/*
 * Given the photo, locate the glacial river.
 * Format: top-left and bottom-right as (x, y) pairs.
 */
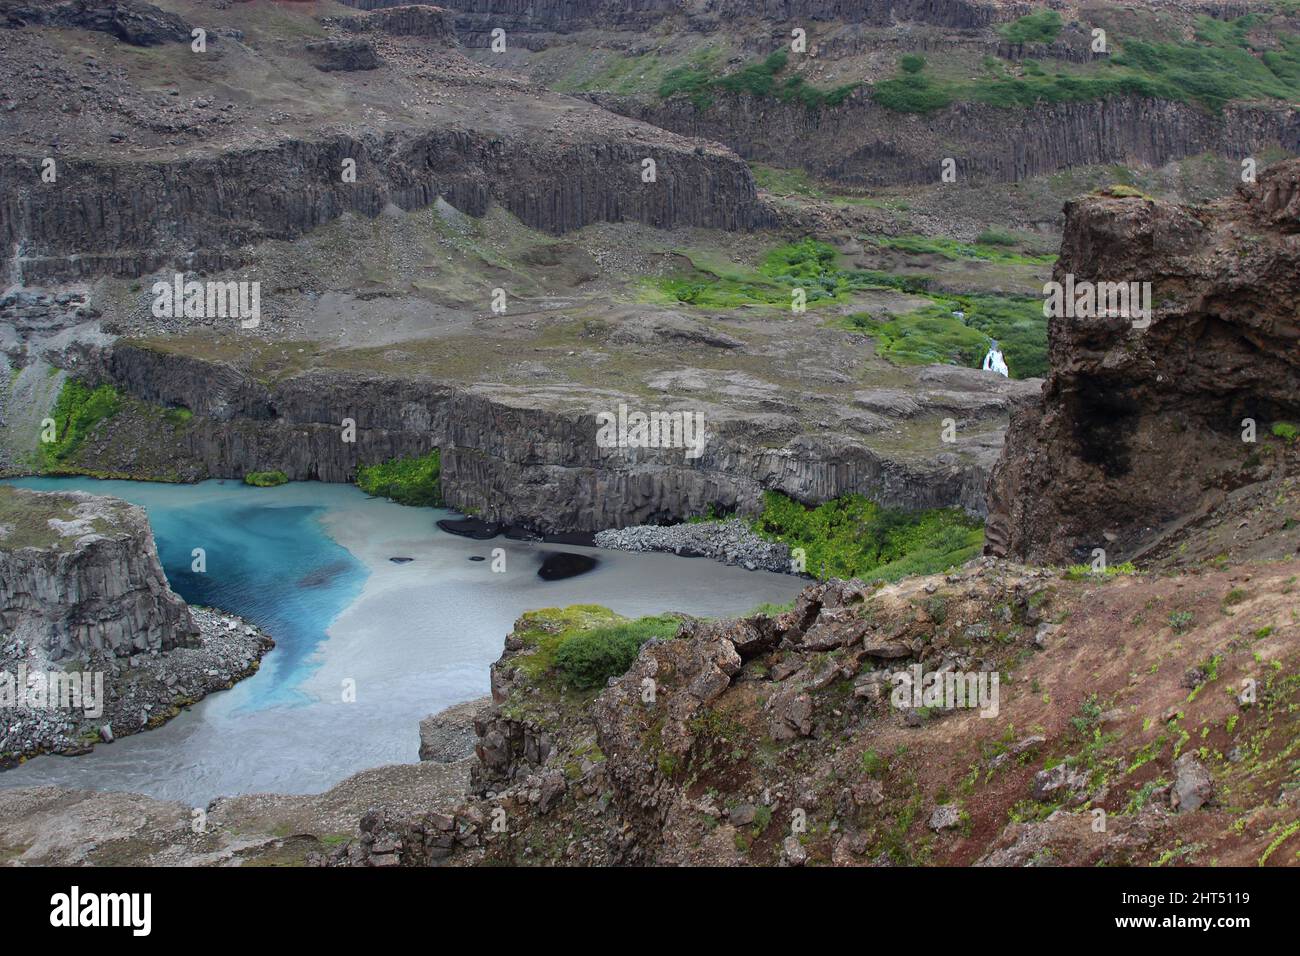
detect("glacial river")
(0, 478), (800, 805)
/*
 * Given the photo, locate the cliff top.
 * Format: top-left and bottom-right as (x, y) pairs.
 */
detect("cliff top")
(0, 485), (137, 552)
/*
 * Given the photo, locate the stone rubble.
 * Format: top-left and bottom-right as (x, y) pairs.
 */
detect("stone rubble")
(595, 518), (795, 574)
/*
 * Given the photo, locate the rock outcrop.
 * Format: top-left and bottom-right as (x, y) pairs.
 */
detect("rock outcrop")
(334, 4), (457, 41)
(0, 486), (275, 765)
(326, 551), (1300, 867)
(985, 158), (1300, 564)
(371, 0), (1012, 47)
(1, 127), (770, 282)
(604, 92), (1299, 188)
(0, 486), (196, 660)
(5, 550), (1297, 865)
(305, 39), (383, 72)
(0, 0), (191, 46)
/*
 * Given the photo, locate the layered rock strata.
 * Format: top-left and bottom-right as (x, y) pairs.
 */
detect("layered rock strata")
(90, 342), (1012, 531)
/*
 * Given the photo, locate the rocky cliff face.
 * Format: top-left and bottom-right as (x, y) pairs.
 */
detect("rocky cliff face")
(985, 158), (1300, 564)
(333, 4), (457, 41)
(0, 0), (191, 46)
(365, 0), (1011, 45)
(2, 128), (770, 282)
(327, 551), (1300, 867)
(91, 342), (998, 531)
(0, 485), (196, 661)
(603, 92), (1300, 188)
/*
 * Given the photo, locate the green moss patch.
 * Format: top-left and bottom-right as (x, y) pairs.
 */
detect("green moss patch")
(843, 294), (1048, 379)
(645, 238), (935, 311)
(356, 450), (441, 506)
(752, 491), (984, 582)
(866, 234), (1056, 266)
(512, 605), (681, 691)
(659, 50), (857, 111)
(38, 379), (121, 470)
(243, 470), (288, 487)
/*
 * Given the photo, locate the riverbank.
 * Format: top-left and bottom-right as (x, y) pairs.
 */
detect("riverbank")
(1, 606), (273, 768)
(0, 478), (801, 803)
(595, 517), (794, 573)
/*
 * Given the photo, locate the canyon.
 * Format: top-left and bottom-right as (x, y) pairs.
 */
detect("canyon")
(0, 0), (1296, 872)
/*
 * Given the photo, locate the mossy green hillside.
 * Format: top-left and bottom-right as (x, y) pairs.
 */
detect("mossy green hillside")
(659, 50), (858, 111)
(840, 295), (1048, 380)
(873, 13), (1300, 114)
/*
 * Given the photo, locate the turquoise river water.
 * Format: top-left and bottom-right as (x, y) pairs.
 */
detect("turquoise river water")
(0, 477), (800, 805)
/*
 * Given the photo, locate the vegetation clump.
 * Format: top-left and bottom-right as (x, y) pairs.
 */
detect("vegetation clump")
(243, 470), (288, 487)
(871, 67), (953, 113)
(752, 491), (984, 581)
(38, 379), (121, 470)
(998, 10), (1063, 46)
(649, 239), (935, 310)
(849, 295), (1048, 379)
(356, 450), (441, 506)
(553, 615), (681, 690)
(660, 50), (857, 110)
(510, 606), (681, 692)
(1065, 561), (1138, 580)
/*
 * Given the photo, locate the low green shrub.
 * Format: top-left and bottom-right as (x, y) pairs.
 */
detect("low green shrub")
(243, 470), (288, 487)
(553, 615), (681, 689)
(899, 54), (927, 74)
(975, 228), (1019, 246)
(164, 406), (193, 427)
(998, 10), (1063, 45)
(356, 450), (441, 506)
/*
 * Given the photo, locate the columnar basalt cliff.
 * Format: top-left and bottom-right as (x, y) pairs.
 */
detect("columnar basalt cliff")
(342, 0), (1014, 42)
(333, 4), (458, 40)
(603, 93), (1300, 188)
(984, 158), (1300, 564)
(89, 343), (1001, 531)
(0, 486), (196, 661)
(1, 129), (770, 282)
